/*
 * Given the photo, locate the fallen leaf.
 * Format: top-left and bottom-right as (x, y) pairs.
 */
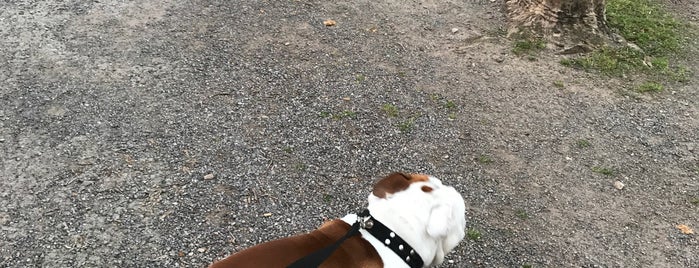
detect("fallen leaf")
(677, 224), (694, 235)
(323, 19), (336, 26)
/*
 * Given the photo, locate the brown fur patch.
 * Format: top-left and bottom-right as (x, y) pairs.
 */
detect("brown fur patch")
(372, 173), (430, 198)
(421, 185), (433, 192)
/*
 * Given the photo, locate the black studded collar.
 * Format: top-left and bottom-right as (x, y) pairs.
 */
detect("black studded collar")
(358, 210), (424, 268)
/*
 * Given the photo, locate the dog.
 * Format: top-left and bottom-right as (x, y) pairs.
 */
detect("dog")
(209, 172), (466, 267)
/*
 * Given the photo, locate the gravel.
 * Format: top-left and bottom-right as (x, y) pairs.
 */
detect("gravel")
(1, 0), (698, 267)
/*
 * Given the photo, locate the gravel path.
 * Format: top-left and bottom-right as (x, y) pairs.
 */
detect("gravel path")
(1, 0), (697, 267)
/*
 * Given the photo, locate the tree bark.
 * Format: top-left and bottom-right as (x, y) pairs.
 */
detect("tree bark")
(506, 0), (612, 52)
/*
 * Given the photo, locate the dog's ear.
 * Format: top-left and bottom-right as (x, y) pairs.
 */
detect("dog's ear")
(372, 172), (411, 198)
(426, 202), (453, 238)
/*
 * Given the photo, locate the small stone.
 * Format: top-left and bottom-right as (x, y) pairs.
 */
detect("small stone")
(342, 97), (351, 101)
(451, 28), (459, 34)
(323, 19), (336, 26)
(197, 247), (206, 253)
(203, 173), (215, 180)
(263, 212), (272, 217)
(613, 181), (625, 190)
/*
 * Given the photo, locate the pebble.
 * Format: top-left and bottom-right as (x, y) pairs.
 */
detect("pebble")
(203, 173), (215, 180)
(197, 247), (206, 253)
(451, 28), (459, 34)
(613, 181), (625, 190)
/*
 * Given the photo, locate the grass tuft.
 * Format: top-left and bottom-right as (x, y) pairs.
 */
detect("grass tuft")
(592, 166), (615, 176)
(553, 80), (565, 89)
(398, 119), (414, 133)
(637, 81), (664, 93)
(382, 104), (399, 117)
(477, 155), (493, 164)
(467, 228), (482, 241)
(576, 139), (591, 148)
(513, 38), (546, 56)
(515, 209), (530, 220)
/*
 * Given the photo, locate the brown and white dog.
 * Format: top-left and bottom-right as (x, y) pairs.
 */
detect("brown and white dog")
(209, 173), (466, 268)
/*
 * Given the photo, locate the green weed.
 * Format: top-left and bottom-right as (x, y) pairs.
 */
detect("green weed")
(477, 155), (493, 164)
(553, 80), (565, 89)
(332, 110), (357, 120)
(398, 119), (414, 133)
(513, 38), (546, 56)
(323, 193), (333, 202)
(448, 112), (457, 120)
(515, 209), (530, 220)
(467, 228), (482, 241)
(382, 104), (399, 117)
(637, 81), (664, 93)
(576, 139), (591, 148)
(592, 166), (615, 176)
(444, 100), (457, 109)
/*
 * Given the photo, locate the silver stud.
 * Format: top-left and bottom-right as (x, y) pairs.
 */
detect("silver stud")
(384, 239), (391, 245)
(406, 256), (411, 262)
(389, 232), (395, 238)
(410, 249), (415, 255)
(398, 244), (404, 250)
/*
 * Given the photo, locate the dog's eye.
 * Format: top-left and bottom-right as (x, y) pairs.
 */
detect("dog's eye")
(421, 186), (433, 193)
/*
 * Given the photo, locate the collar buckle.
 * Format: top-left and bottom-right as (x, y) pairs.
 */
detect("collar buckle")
(359, 215), (374, 229)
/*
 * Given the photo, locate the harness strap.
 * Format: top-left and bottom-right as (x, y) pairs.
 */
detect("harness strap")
(286, 210), (370, 268)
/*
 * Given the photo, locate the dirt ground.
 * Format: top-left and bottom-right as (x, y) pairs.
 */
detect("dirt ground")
(1, 0), (697, 267)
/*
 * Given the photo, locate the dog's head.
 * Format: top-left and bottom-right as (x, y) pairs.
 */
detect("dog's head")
(367, 173), (466, 266)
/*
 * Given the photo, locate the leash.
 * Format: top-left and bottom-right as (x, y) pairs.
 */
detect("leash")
(286, 209), (424, 268)
(286, 210), (369, 268)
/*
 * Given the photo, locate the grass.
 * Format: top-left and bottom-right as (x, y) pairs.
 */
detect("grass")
(560, 0), (692, 87)
(637, 81), (664, 93)
(690, 197), (699, 206)
(382, 104), (399, 117)
(592, 166), (615, 176)
(444, 100), (456, 109)
(331, 110), (356, 120)
(515, 209), (530, 220)
(553, 80), (565, 89)
(477, 155), (493, 164)
(355, 74), (366, 83)
(448, 112), (457, 120)
(606, 0), (683, 56)
(293, 163), (307, 171)
(576, 139), (591, 148)
(467, 228), (482, 241)
(398, 118), (414, 133)
(322, 193), (333, 203)
(512, 38), (546, 56)
(522, 264), (533, 268)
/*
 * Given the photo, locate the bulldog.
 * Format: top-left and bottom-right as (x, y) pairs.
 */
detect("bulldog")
(209, 172), (466, 268)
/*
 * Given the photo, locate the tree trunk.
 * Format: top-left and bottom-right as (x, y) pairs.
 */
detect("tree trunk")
(506, 0), (612, 52)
